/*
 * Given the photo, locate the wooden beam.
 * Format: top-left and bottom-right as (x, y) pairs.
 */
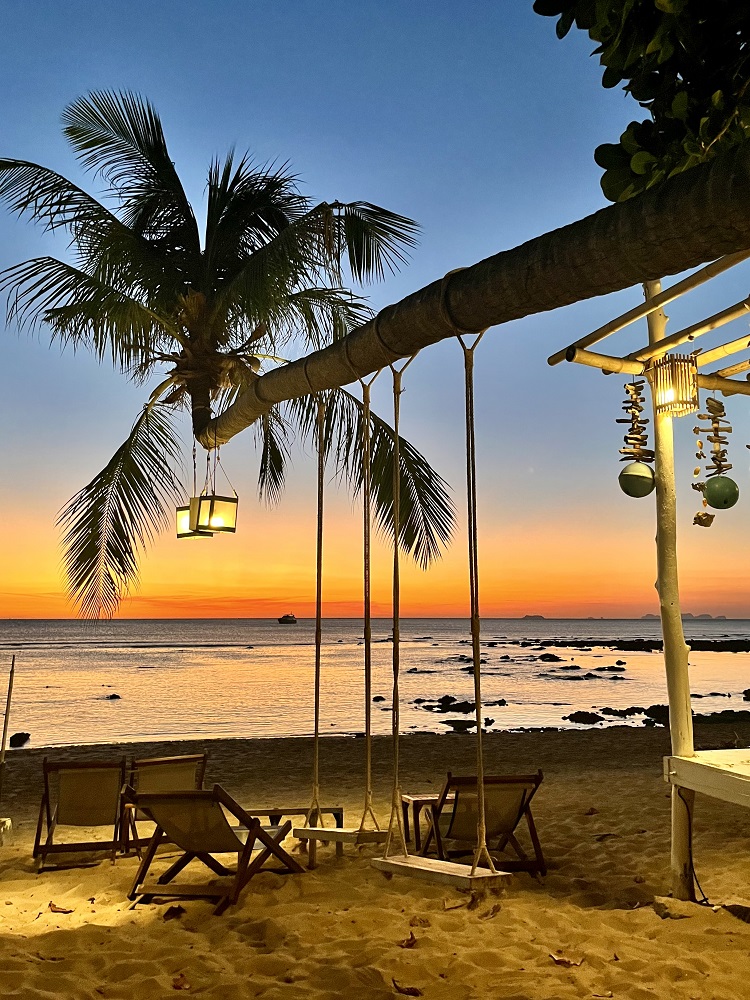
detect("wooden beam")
(695, 330), (750, 367)
(372, 854), (511, 889)
(629, 298), (750, 362)
(564, 346), (645, 375)
(697, 373), (750, 397)
(292, 826), (387, 845)
(713, 358), (750, 378)
(664, 751), (750, 810)
(547, 250), (750, 368)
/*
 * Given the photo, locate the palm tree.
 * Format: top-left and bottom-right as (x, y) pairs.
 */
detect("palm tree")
(206, 139), (750, 445)
(0, 91), (455, 618)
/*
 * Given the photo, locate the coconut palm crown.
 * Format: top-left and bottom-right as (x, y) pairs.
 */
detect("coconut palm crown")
(0, 91), (454, 618)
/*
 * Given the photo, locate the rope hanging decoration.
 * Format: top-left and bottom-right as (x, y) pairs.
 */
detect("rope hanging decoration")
(617, 379), (656, 498)
(692, 396), (740, 526)
(382, 351), (418, 860)
(440, 269), (496, 876)
(359, 370), (383, 834)
(306, 395), (328, 828)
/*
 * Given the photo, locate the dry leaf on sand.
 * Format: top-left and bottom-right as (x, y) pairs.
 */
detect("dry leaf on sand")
(409, 915), (431, 928)
(392, 980), (423, 996)
(48, 902), (74, 914)
(479, 903), (502, 920)
(549, 952), (585, 968)
(398, 931), (418, 949)
(172, 973), (191, 990)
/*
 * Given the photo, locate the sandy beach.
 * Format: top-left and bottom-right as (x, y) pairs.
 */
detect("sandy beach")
(1, 724), (750, 999)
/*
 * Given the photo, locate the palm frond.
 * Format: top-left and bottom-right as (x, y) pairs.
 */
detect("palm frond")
(272, 286), (373, 351)
(286, 389), (455, 567)
(62, 90), (200, 256)
(334, 201), (420, 283)
(255, 408), (292, 505)
(57, 404), (184, 618)
(0, 256), (176, 369)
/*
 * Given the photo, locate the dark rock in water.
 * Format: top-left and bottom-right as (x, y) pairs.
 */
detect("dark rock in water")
(609, 675), (627, 681)
(500, 655), (511, 661)
(442, 719), (476, 733)
(615, 660), (627, 665)
(437, 695), (457, 706)
(582, 672), (601, 680)
(484, 718), (495, 727)
(644, 704), (670, 726)
(538, 653), (564, 663)
(486, 698), (508, 707)
(138, 664), (156, 669)
(9, 732), (30, 748)
(744, 689), (750, 701)
(564, 711), (604, 725)
(708, 691), (730, 698)
(594, 665), (627, 672)
(694, 709), (750, 725)
(373, 695), (385, 702)
(486, 642), (497, 647)
(337, 640), (343, 643)
(415, 636), (433, 640)
(691, 693), (704, 698)
(414, 698), (426, 704)
(104, 693), (121, 700)
(559, 664), (581, 671)
(600, 706), (645, 718)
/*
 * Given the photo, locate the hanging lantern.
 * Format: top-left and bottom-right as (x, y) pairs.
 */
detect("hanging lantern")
(176, 504), (213, 539)
(189, 494), (239, 533)
(651, 355), (699, 417)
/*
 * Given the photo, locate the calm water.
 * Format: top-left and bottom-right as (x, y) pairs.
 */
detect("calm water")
(1, 618), (749, 748)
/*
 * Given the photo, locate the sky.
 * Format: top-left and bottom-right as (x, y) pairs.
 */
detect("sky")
(1, 1), (750, 620)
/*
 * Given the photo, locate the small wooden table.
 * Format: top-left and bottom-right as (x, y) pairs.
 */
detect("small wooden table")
(400, 793), (453, 852)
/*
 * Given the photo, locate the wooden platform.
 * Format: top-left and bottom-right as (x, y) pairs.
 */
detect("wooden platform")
(371, 854), (512, 889)
(664, 749), (750, 808)
(292, 826), (387, 845)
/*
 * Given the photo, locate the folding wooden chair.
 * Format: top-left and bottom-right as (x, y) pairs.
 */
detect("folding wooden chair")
(421, 771), (546, 875)
(124, 752), (207, 855)
(125, 784), (305, 914)
(32, 757), (127, 870)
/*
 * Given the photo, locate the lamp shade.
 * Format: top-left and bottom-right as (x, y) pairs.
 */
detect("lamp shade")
(189, 494), (238, 533)
(176, 505), (212, 539)
(652, 355), (699, 417)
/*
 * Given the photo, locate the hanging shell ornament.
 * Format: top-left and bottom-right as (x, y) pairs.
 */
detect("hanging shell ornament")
(617, 380), (655, 497)
(692, 397), (739, 526)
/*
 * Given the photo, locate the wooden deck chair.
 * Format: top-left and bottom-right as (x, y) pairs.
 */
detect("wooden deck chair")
(124, 753), (208, 855)
(125, 784), (305, 914)
(33, 757), (127, 870)
(421, 771), (546, 875)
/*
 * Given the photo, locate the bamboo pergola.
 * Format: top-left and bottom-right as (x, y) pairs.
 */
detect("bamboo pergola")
(548, 253), (750, 901)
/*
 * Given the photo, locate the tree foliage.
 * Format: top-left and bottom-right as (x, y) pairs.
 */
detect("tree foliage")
(0, 91), (454, 616)
(534, 1), (750, 201)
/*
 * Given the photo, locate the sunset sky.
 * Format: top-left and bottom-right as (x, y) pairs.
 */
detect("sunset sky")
(2, 2), (750, 620)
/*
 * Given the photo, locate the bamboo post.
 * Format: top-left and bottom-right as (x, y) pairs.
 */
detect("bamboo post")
(0, 656), (15, 818)
(644, 281), (696, 901)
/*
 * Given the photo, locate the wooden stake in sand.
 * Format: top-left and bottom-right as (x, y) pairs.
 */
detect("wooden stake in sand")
(0, 656), (15, 839)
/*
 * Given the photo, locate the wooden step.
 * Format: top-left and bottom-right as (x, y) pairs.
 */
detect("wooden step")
(292, 826), (387, 844)
(372, 854), (511, 889)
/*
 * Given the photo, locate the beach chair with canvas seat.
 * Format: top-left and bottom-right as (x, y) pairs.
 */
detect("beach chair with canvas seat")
(124, 752), (208, 855)
(421, 771), (546, 875)
(33, 757), (127, 870)
(124, 784), (305, 914)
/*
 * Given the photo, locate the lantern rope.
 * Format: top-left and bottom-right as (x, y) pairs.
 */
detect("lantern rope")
(383, 354), (418, 859)
(305, 395), (327, 828)
(358, 370), (383, 834)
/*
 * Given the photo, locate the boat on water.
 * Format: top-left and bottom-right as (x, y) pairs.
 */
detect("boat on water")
(278, 613), (297, 624)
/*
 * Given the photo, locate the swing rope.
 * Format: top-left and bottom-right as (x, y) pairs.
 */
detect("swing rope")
(439, 267), (496, 874)
(383, 355), (418, 858)
(359, 372), (382, 833)
(457, 333), (496, 875)
(306, 395), (327, 828)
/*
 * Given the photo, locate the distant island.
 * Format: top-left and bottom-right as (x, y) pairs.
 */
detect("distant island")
(640, 612), (727, 620)
(522, 614), (546, 619)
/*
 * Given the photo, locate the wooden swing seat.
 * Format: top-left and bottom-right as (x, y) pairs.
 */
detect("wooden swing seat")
(372, 854), (511, 889)
(292, 825), (387, 845)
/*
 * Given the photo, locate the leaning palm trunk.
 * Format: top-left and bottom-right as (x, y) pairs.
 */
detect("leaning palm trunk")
(203, 141), (750, 447)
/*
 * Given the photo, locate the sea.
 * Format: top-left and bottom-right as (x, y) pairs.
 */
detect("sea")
(1, 618), (749, 749)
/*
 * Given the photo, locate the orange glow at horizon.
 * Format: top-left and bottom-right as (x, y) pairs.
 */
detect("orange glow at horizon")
(3, 487), (750, 620)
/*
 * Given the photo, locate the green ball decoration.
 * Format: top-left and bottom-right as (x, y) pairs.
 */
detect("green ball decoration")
(704, 476), (739, 509)
(618, 462), (656, 498)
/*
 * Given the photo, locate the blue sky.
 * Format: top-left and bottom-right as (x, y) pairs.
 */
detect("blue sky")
(2, 1), (750, 618)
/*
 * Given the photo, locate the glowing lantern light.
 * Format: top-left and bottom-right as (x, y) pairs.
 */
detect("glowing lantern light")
(176, 504), (213, 539)
(652, 355), (699, 417)
(189, 494), (239, 533)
